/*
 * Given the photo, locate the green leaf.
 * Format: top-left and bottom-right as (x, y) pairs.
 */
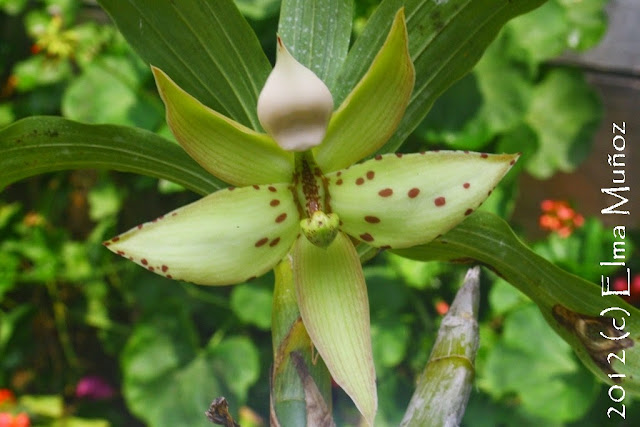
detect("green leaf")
(105, 183), (300, 286)
(401, 268), (480, 427)
(481, 304), (599, 422)
(62, 55), (164, 130)
(314, 9), (415, 172)
(0, 116), (221, 195)
(333, 0), (547, 154)
(293, 232), (377, 425)
(153, 67), (294, 186)
(328, 151), (518, 248)
(122, 304), (259, 427)
(392, 212), (640, 395)
(525, 68), (602, 178)
(97, 0), (271, 129)
(230, 282), (273, 330)
(278, 0), (353, 92)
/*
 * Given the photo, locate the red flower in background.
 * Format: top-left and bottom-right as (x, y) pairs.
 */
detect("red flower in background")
(0, 413), (29, 427)
(539, 200), (584, 238)
(0, 390), (14, 406)
(612, 274), (640, 306)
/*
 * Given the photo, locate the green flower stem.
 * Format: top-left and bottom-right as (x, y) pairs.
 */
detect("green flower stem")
(400, 267), (480, 426)
(271, 256), (332, 426)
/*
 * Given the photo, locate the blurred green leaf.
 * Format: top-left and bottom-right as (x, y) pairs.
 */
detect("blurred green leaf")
(0, 0), (28, 15)
(0, 116), (223, 195)
(481, 304), (599, 422)
(525, 69), (602, 178)
(235, 0), (280, 21)
(230, 282), (273, 330)
(278, 0), (352, 92)
(386, 252), (445, 290)
(13, 55), (72, 91)
(88, 181), (125, 221)
(333, 0), (546, 154)
(122, 303), (259, 426)
(372, 320), (410, 369)
(62, 55), (163, 130)
(98, 0), (271, 129)
(392, 212), (640, 394)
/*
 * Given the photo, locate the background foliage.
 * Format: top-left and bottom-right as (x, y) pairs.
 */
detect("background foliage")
(0, 0), (638, 426)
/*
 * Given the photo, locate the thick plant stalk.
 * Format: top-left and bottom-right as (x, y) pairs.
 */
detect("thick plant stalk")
(271, 256), (333, 426)
(400, 267), (480, 427)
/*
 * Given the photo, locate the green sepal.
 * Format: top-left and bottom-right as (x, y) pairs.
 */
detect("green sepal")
(153, 67), (294, 187)
(293, 232), (377, 425)
(314, 9), (415, 172)
(328, 151), (518, 248)
(104, 183), (299, 285)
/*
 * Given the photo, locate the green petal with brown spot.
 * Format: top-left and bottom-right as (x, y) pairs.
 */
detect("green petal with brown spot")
(328, 151), (518, 249)
(153, 67), (294, 187)
(104, 184), (299, 285)
(313, 8), (414, 172)
(293, 232), (377, 425)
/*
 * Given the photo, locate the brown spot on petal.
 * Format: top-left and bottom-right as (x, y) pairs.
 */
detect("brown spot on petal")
(228, 186), (236, 191)
(268, 186), (277, 192)
(395, 153), (403, 158)
(360, 233), (374, 242)
(270, 237), (280, 247)
(270, 199), (280, 207)
(408, 188), (420, 198)
(464, 150), (469, 154)
(162, 265), (168, 272)
(172, 212), (178, 217)
(366, 171), (375, 180)
(510, 159), (516, 165)
(141, 259), (148, 265)
(465, 208), (473, 216)
(253, 185), (260, 190)
(463, 182), (470, 189)
(434, 197), (446, 206)
(166, 274), (173, 279)
(380, 245), (391, 250)
(375, 154), (382, 160)
(255, 237), (269, 247)
(336, 179), (343, 185)
(137, 224), (143, 229)
(356, 177), (365, 185)
(337, 171), (342, 176)
(103, 242), (110, 247)
(276, 213), (287, 223)
(481, 153), (488, 158)
(365, 216), (380, 223)
(148, 266), (155, 272)
(379, 188), (393, 197)
(112, 236), (120, 242)
(117, 250), (125, 256)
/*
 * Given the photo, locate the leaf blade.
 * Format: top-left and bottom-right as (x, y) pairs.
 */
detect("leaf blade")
(0, 116), (221, 195)
(98, 0), (271, 129)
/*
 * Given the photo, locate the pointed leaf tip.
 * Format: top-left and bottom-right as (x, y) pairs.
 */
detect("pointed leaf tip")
(329, 151), (518, 249)
(152, 66), (293, 186)
(293, 233), (377, 425)
(315, 8), (414, 172)
(104, 184), (299, 285)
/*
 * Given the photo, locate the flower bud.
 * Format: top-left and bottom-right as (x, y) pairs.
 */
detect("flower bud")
(257, 37), (334, 151)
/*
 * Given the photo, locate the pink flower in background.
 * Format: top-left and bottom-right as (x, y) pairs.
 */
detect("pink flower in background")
(612, 274), (640, 305)
(539, 200), (584, 238)
(0, 412), (29, 427)
(75, 376), (116, 400)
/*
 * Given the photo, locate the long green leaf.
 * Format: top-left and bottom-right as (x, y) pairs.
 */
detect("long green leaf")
(278, 0), (353, 93)
(392, 212), (640, 394)
(334, 0), (547, 154)
(97, 0), (271, 130)
(0, 116), (222, 195)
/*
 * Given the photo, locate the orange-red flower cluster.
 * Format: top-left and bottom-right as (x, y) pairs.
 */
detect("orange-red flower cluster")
(539, 200), (584, 238)
(0, 390), (29, 427)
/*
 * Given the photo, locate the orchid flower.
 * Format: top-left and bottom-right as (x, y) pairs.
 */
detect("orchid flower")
(103, 10), (517, 425)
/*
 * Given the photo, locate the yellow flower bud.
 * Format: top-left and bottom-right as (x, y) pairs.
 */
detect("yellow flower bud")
(257, 37), (334, 151)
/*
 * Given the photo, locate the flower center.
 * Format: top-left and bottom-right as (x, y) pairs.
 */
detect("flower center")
(294, 151), (339, 248)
